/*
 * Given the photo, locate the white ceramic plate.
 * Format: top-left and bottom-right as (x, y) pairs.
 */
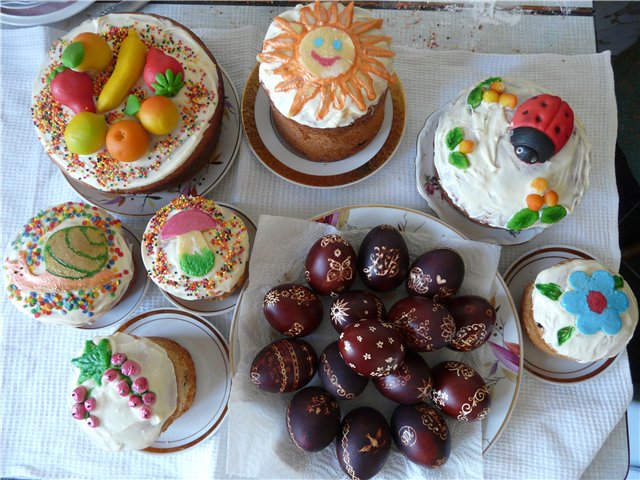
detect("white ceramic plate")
(64, 67), (241, 217)
(117, 308), (231, 453)
(415, 107), (544, 246)
(81, 226), (149, 330)
(503, 245), (619, 384)
(229, 204), (523, 454)
(160, 203), (257, 317)
(0, 1), (94, 26)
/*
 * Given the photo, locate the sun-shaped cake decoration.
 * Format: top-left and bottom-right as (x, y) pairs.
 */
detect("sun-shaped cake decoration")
(258, 1), (395, 121)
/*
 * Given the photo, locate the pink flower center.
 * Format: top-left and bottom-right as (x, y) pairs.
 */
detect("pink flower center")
(587, 290), (607, 314)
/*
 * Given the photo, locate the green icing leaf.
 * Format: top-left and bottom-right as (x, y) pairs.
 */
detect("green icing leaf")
(467, 86), (483, 109)
(71, 339), (112, 386)
(124, 94), (141, 116)
(614, 275), (624, 290)
(535, 283), (563, 301)
(507, 208), (539, 231)
(540, 205), (567, 224)
(448, 151), (469, 169)
(179, 249), (215, 277)
(557, 326), (575, 346)
(152, 69), (185, 97)
(445, 127), (464, 150)
(479, 76), (502, 88)
(62, 42), (85, 69)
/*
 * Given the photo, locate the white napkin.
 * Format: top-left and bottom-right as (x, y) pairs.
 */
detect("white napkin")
(227, 214), (502, 479)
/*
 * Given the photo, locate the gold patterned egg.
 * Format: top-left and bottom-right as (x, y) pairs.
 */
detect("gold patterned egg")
(44, 226), (108, 279)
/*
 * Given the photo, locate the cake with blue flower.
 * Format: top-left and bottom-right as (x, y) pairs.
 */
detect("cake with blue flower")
(521, 259), (638, 362)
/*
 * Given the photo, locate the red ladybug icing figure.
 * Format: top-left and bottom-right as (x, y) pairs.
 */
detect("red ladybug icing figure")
(510, 94), (574, 164)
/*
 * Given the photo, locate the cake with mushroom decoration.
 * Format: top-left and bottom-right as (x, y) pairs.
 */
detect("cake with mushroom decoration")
(521, 259), (638, 363)
(32, 13), (224, 194)
(142, 195), (249, 301)
(69, 332), (196, 451)
(432, 77), (591, 232)
(257, 1), (395, 161)
(4, 202), (134, 327)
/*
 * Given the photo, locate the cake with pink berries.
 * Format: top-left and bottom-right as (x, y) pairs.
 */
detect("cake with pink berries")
(432, 77), (591, 232)
(32, 13), (224, 194)
(142, 196), (249, 301)
(4, 202), (134, 327)
(521, 259), (638, 363)
(69, 332), (196, 451)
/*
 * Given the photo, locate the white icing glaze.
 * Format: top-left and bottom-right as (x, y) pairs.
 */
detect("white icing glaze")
(141, 197), (249, 300)
(434, 77), (591, 230)
(258, 2), (394, 128)
(32, 13), (220, 192)
(71, 333), (178, 451)
(3, 203), (134, 327)
(531, 260), (638, 363)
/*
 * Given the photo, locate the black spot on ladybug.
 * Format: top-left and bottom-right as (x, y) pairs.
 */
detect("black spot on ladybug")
(522, 110), (528, 115)
(541, 101), (547, 107)
(555, 126), (561, 134)
(535, 116), (542, 123)
(565, 112), (569, 118)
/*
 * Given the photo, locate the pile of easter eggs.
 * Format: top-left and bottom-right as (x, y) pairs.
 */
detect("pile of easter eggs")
(250, 225), (497, 478)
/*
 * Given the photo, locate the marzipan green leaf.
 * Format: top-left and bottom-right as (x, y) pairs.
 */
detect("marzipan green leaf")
(448, 151), (470, 169)
(507, 208), (539, 232)
(445, 127), (464, 150)
(535, 283), (563, 301)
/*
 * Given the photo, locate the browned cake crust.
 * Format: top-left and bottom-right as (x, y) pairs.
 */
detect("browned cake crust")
(269, 90), (387, 162)
(205, 267), (248, 301)
(148, 336), (197, 431)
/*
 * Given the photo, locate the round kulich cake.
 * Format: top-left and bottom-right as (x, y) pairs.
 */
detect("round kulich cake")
(257, 1), (395, 161)
(433, 77), (591, 232)
(68, 332), (196, 451)
(32, 13), (224, 194)
(142, 195), (249, 300)
(521, 259), (638, 363)
(4, 202), (134, 327)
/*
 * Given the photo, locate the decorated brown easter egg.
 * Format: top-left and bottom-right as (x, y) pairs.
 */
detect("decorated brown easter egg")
(286, 386), (341, 452)
(338, 319), (405, 378)
(336, 407), (391, 480)
(430, 361), (491, 422)
(406, 249), (465, 301)
(263, 284), (323, 337)
(388, 296), (456, 352)
(250, 339), (318, 394)
(447, 295), (497, 352)
(330, 290), (386, 333)
(373, 350), (432, 404)
(358, 225), (409, 292)
(391, 404), (451, 468)
(318, 342), (369, 400)
(305, 234), (357, 297)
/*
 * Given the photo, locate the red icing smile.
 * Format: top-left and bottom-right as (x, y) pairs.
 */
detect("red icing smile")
(311, 50), (341, 67)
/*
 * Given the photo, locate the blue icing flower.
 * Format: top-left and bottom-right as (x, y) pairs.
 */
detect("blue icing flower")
(561, 270), (628, 336)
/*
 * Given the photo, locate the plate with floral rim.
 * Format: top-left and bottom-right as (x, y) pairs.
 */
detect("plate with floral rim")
(503, 245), (621, 384)
(229, 204), (523, 454)
(415, 107), (544, 246)
(158, 203), (257, 317)
(241, 64), (406, 188)
(117, 308), (231, 453)
(64, 67), (241, 218)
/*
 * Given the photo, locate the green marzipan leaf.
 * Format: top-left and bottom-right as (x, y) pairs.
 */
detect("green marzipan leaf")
(448, 151), (469, 169)
(467, 86), (483, 109)
(166, 69), (174, 82)
(445, 127), (464, 150)
(507, 208), (539, 232)
(62, 42), (84, 69)
(614, 275), (624, 290)
(71, 339), (112, 386)
(535, 283), (563, 301)
(124, 95), (141, 116)
(540, 205), (567, 224)
(557, 326), (575, 346)
(479, 76), (502, 88)
(155, 72), (168, 86)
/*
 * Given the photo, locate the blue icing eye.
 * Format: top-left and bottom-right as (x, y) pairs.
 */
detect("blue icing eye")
(333, 39), (343, 50)
(313, 37), (324, 47)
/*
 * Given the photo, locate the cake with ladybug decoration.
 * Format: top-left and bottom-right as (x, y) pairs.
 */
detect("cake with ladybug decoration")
(32, 13), (224, 194)
(433, 77), (591, 232)
(142, 196), (249, 301)
(258, 1), (395, 161)
(3, 202), (134, 327)
(69, 332), (196, 451)
(521, 259), (638, 363)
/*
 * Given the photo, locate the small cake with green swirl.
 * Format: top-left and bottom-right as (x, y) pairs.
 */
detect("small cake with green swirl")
(521, 259), (638, 362)
(141, 195), (249, 300)
(4, 202), (134, 327)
